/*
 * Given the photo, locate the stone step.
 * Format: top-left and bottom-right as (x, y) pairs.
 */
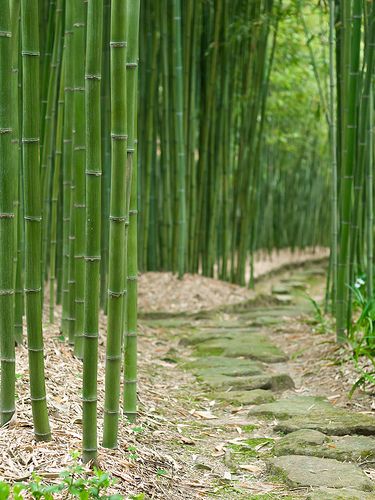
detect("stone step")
(248, 396), (375, 436)
(269, 455), (374, 491)
(274, 429), (375, 462)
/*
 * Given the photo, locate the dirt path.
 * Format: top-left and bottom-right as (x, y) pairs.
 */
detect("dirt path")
(138, 261), (375, 499)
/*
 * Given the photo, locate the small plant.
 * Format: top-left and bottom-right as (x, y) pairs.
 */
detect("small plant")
(304, 293), (332, 334)
(0, 454), (122, 499)
(347, 279), (375, 396)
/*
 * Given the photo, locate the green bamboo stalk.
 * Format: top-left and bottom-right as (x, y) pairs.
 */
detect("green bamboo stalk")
(21, 0), (51, 441)
(124, 0), (140, 423)
(82, 0), (103, 463)
(103, 0), (128, 449)
(49, 62), (65, 324)
(61, 0), (74, 336)
(366, 86), (373, 298)
(336, 0), (362, 342)
(0, 0), (15, 426)
(173, 0), (186, 278)
(329, 0), (338, 312)
(72, 0), (86, 359)
(10, 0), (23, 345)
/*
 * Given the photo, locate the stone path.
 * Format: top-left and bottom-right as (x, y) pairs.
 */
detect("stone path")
(144, 264), (375, 498)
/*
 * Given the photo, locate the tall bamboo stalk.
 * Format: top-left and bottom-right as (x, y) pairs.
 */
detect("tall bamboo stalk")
(124, 0), (140, 423)
(21, 0), (51, 441)
(82, 0), (103, 463)
(0, 0), (15, 426)
(72, 0), (86, 359)
(336, 0), (362, 341)
(103, 0), (128, 449)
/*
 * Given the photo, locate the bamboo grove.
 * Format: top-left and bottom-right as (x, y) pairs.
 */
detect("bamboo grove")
(327, 0), (375, 351)
(2, 0), (370, 468)
(137, 0), (331, 285)
(0, 0), (140, 461)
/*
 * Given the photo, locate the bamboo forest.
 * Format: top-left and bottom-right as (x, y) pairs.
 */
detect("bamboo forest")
(1, 0), (375, 498)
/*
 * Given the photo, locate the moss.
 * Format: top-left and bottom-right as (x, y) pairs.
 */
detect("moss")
(230, 438), (275, 460)
(241, 424), (258, 432)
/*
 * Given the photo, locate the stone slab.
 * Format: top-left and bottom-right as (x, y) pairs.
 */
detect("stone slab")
(268, 455), (374, 491)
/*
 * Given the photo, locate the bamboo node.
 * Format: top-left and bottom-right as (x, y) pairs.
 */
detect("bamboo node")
(127, 275), (138, 281)
(129, 210), (138, 215)
(30, 396), (47, 401)
(85, 74), (101, 80)
(82, 397), (98, 403)
(110, 41), (127, 48)
(83, 333), (98, 338)
(108, 289), (126, 297)
(124, 379), (137, 384)
(109, 215), (127, 222)
(22, 137), (40, 143)
(21, 50), (40, 57)
(111, 133), (128, 141)
(73, 22), (85, 28)
(0, 31), (11, 38)
(104, 409), (120, 417)
(106, 355), (122, 361)
(85, 170), (102, 176)
(0, 289), (14, 295)
(0, 357), (16, 362)
(126, 332), (137, 337)
(126, 63), (138, 69)
(28, 347), (44, 352)
(84, 255), (101, 261)
(24, 287), (42, 293)
(24, 216), (42, 222)
(0, 213), (14, 219)
(0, 128), (12, 134)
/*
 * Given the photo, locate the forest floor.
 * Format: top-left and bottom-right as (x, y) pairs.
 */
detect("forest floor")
(1, 249), (375, 499)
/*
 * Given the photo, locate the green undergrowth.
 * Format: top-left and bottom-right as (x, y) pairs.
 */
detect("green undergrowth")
(0, 454), (143, 500)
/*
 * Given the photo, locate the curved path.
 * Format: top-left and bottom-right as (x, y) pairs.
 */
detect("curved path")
(142, 262), (375, 499)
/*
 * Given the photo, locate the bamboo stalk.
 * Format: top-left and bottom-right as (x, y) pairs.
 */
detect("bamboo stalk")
(21, 0), (51, 441)
(103, 0), (128, 449)
(82, 0), (103, 463)
(0, 0), (15, 426)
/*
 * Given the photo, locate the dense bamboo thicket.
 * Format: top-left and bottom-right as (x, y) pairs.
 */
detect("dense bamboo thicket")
(137, 0), (331, 285)
(0, 0), (141, 461)
(328, 0), (375, 353)
(4, 0), (373, 470)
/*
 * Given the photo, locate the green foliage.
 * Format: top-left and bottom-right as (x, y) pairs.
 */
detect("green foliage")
(304, 293), (332, 334)
(0, 456), (121, 499)
(347, 278), (375, 396)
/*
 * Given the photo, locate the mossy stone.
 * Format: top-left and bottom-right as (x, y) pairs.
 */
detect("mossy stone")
(275, 411), (375, 437)
(211, 389), (275, 405)
(193, 333), (288, 363)
(249, 396), (375, 436)
(307, 487), (375, 499)
(196, 372), (294, 392)
(248, 396), (333, 419)
(268, 455), (374, 491)
(274, 430), (375, 461)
